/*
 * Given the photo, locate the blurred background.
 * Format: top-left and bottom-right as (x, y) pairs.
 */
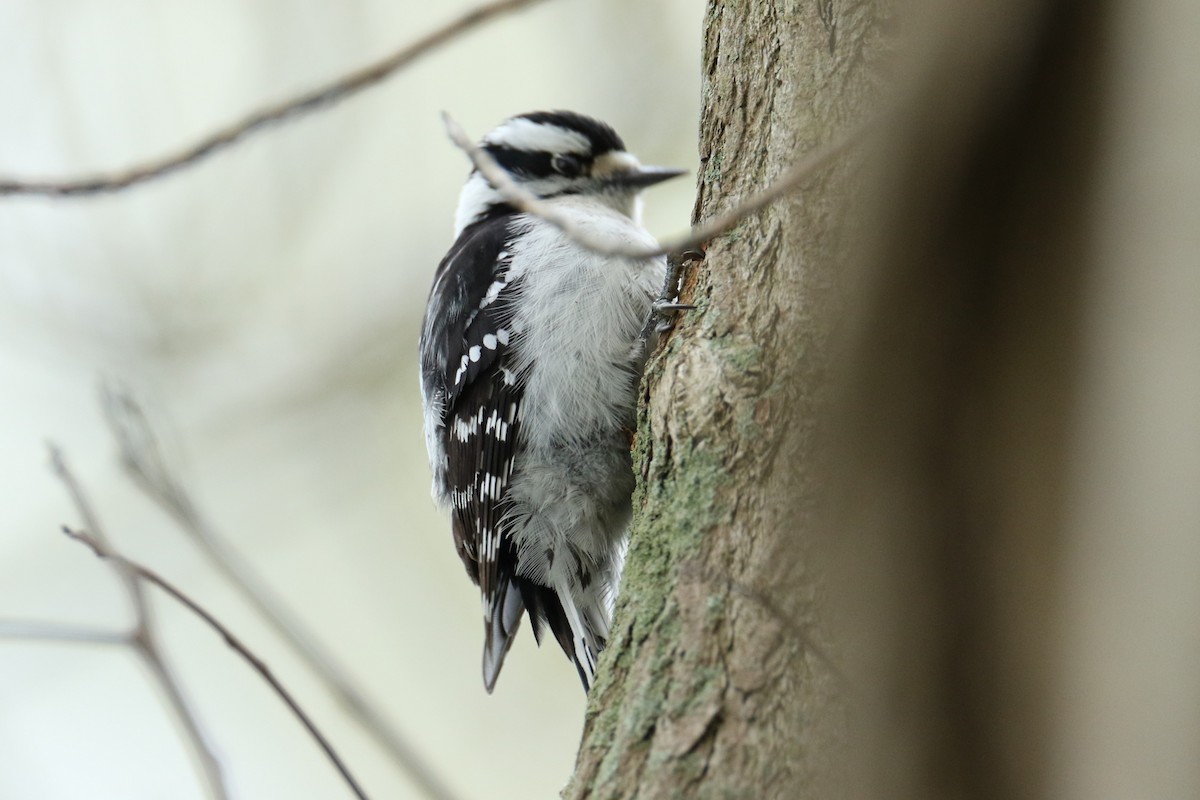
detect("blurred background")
(0, 1), (702, 797)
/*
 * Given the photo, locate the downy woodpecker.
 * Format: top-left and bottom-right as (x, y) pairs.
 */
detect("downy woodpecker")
(419, 110), (683, 691)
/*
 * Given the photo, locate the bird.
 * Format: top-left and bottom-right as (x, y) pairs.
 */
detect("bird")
(419, 110), (684, 692)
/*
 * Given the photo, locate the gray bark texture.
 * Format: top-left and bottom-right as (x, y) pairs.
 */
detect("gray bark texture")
(566, 2), (879, 797)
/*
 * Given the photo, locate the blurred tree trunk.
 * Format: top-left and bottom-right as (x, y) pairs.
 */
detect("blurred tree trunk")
(566, 2), (878, 797)
(832, 2), (1200, 800)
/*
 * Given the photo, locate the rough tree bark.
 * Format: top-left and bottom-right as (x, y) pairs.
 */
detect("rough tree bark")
(566, 2), (879, 797)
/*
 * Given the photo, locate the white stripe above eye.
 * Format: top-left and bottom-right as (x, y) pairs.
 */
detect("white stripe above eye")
(484, 118), (591, 155)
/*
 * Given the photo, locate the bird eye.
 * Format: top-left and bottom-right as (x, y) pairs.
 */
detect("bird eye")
(552, 153), (585, 177)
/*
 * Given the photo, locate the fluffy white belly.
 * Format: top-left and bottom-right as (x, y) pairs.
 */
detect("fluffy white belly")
(506, 201), (666, 448)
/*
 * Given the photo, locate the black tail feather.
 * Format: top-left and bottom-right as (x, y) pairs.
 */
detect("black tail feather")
(515, 578), (603, 691)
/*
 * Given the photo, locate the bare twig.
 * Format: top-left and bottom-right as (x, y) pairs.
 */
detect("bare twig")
(63, 525), (372, 800)
(0, 0), (547, 198)
(101, 386), (463, 800)
(442, 111), (870, 260)
(48, 444), (230, 800)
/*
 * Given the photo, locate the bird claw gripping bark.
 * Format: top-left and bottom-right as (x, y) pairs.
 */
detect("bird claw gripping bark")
(648, 248), (705, 335)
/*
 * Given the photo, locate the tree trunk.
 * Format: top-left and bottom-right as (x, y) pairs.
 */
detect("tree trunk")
(569, 0), (1199, 798)
(566, 2), (878, 797)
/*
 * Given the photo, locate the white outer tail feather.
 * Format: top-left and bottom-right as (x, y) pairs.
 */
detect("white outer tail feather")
(557, 581), (609, 689)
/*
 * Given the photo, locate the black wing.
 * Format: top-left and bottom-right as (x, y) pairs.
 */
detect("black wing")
(420, 209), (521, 444)
(419, 211), (530, 690)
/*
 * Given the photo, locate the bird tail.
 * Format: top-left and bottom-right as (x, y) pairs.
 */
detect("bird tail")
(516, 579), (608, 691)
(559, 590), (608, 690)
(482, 580), (525, 693)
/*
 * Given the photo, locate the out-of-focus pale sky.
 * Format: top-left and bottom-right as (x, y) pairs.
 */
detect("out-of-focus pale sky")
(0, 1), (702, 797)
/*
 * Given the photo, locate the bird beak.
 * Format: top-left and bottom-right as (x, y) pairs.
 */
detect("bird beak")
(612, 166), (688, 189)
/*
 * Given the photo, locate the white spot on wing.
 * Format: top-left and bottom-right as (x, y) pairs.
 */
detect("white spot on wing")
(453, 416), (478, 441)
(480, 280), (505, 309)
(478, 472), (507, 500)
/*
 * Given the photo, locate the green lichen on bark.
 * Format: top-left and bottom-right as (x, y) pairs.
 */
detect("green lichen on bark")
(571, 433), (732, 795)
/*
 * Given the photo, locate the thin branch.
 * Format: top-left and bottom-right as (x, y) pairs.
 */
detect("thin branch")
(0, 619), (129, 646)
(48, 445), (229, 800)
(63, 525), (371, 800)
(101, 385), (463, 800)
(0, 0), (547, 198)
(442, 111), (871, 260)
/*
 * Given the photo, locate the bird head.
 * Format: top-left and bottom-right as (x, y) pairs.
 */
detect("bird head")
(454, 110), (684, 235)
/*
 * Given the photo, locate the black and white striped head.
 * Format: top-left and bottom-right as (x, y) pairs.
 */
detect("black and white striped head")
(454, 110), (684, 235)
